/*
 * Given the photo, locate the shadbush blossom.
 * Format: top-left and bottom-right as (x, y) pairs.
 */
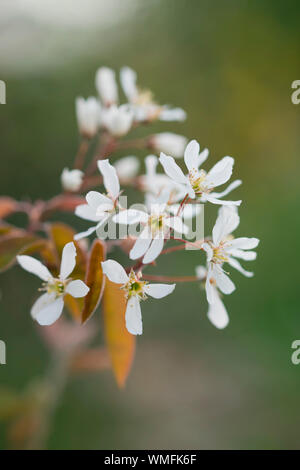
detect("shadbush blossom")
(0, 65), (260, 393)
(17, 242), (89, 326)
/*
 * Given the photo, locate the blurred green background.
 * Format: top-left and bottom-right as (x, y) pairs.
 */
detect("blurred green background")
(1, 0), (300, 449)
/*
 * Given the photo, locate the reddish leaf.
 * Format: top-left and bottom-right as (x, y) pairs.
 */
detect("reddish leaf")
(102, 279), (136, 388)
(81, 239), (106, 324)
(0, 234), (39, 272)
(0, 197), (17, 219)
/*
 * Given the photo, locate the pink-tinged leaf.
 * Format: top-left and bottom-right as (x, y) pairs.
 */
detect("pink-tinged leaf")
(0, 198), (18, 219)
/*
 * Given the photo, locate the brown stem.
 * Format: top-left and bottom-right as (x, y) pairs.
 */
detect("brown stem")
(73, 138), (90, 170)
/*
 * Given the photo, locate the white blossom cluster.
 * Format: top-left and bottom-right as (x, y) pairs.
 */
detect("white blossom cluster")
(18, 67), (259, 335)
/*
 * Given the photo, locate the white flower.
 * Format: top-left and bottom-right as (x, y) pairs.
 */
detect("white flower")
(151, 132), (188, 158)
(159, 139), (242, 205)
(113, 193), (188, 264)
(202, 206), (259, 304)
(196, 266), (229, 329)
(61, 168), (83, 192)
(95, 67), (118, 107)
(140, 155), (185, 203)
(114, 156), (140, 182)
(76, 97), (101, 138)
(17, 242), (89, 326)
(101, 259), (175, 335)
(74, 159), (120, 240)
(120, 66), (186, 123)
(101, 104), (134, 137)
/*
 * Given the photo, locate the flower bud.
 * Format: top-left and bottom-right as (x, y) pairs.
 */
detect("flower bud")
(61, 168), (83, 192)
(114, 156), (140, 181)
(150, 132), (188, 158)
(95, 67), (118, 106)
(101, 104), (133, 137)
(76, 97), (101, 138)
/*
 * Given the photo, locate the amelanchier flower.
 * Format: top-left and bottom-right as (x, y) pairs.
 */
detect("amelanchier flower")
(202, 206), (259, 304)
(195, 265), (229, 330)
(150, 132), (188, 159)
(61, 168), (83, 192)
(114, 156), (140, 182)
(113, 193), (188, 264)
(101, 260), (175, 335)
(95, 67), (118, 107)
(159, 139), (242, 205)
(76, 97), (101, 138)
(74, 159), (120, 240)
(17, 242), (89, 326)
(101, 104), (134, 137)
(120, 66), (186, 122)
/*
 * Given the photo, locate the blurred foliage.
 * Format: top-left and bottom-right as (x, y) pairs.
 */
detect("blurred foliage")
(1, 0), (300, 449)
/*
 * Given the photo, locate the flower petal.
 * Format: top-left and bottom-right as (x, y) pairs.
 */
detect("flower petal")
(34, 295), (64, 326)
(212, 264), (236, 295)
(86, 191), (112, 210)
(206, 156), (234, 188)
(97, 159), (120, 199)
(113, 209), (149, 225)
(184, 140), (200, 171)
(120, 66), (138, 102)
(101, 260), (129, 284)
(144, 283), (175, 299)
(125, 296), (143, 335)
(75, 204), (101, 222)
(74, 225), (97, 241)
(207, 287), (229, 329)
(31, 292), (55, 319)
(159, 153), (188, 185)
(197, 148), (209, 168)
(202, 242), (213, 262)
(227, 257), (254, 278)
(17, 255), (52, 281)
(130, 227), (152, 260)
(204, 195), (242, 206)
(60, 242), (76, 280)
(165, 216), (189, 235)
(66, 280), (90, 298)
(209, 179), (242, 199)
(229, 237), (260, 250)
(227, 249), (257, 261)
(212, 206), (240, 246)
(142, 235), (164, 264)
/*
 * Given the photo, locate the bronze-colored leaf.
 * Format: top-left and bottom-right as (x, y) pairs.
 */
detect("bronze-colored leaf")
(0, 197), (18, 219)
(102, 279), (136, 388)
(81, 239), (106, 324)
(71, 348), (110, 374)
(0, 233), (39, 272)
(47, 222), (87, 279)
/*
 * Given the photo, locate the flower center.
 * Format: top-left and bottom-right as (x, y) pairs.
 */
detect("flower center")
(40, 278), (67, 297)
(189, 169), (209, 195)
(148, 214), (165, 235)
(122, 270), (148, 300)
(212, 243), (229, 264)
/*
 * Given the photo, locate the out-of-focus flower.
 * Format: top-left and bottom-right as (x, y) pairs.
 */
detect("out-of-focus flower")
(159, 139), (242, 204)
(150, 132), (188, 158)
(74, 159), (120, 240)
(113, 192), (188, 264)
(101, 259), (175, 335)
(120, 66), (186, 122)
(114, 156), (140, 182)
(95, 67), (118, 107)
(202, 206), (259, 304)
(101, 104), (134, 137)
(17, 243), (89, 326)
(196, 266), (229, 329)
(75, 97), (101, 138)
(61, 168), (83, 192)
